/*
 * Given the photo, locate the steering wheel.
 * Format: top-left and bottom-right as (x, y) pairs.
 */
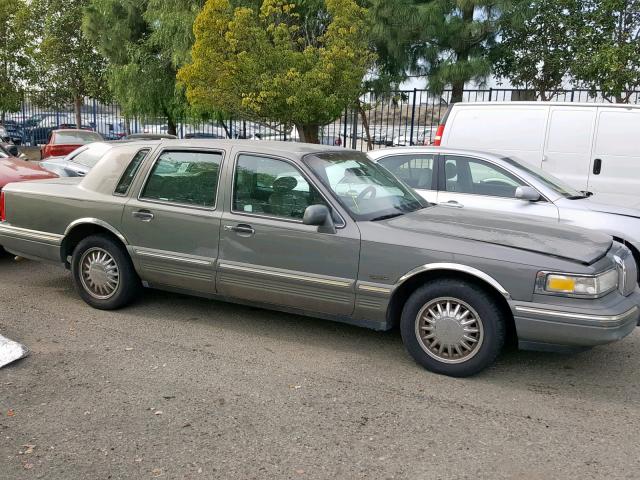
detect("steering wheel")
(357, 185), (377, 202)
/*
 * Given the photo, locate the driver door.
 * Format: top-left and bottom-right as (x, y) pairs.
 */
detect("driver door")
(437, 155), (559, 220)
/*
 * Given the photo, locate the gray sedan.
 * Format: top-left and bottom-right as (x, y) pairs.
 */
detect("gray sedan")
(0, 140), (638, 377)
(370, 147), (640, 278)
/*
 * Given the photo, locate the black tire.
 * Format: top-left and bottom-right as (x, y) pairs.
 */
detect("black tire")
(400, 279), (506, 377)
(71, 234), (141, 310)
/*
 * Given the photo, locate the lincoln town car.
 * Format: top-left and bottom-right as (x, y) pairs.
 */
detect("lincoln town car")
(0, 140), (637, 376)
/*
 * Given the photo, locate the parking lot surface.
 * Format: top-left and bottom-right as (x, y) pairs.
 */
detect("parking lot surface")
(1, 256), (639, 479)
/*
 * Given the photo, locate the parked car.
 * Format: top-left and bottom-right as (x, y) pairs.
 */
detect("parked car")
(40, 129), (104, 159)
(370, 147), (640, 279)
(435, 102), (640, 209)
(27, 115), (95, 146)
(0, 122), (24, 145)
(39, 142), (114, 177)
(0, 140), (638, 377)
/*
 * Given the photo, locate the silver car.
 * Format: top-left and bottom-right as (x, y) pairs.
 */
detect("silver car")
(370, 147), (640, 279)
(39, 142), (114, 177)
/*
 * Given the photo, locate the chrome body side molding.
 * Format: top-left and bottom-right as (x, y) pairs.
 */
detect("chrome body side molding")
(64, 218), (129, 245)
(395, 262), (512, 299)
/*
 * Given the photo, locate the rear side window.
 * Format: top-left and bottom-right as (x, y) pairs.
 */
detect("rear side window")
(114, 149), (150, 195)
(54, 131), (102, 144)
(141, 150), (222, 208)
(378, 154), (435, 189)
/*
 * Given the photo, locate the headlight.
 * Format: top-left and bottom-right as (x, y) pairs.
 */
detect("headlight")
(535, 269), (618, 298)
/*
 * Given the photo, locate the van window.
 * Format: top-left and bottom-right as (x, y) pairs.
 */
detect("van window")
(546, 109), (594, 154)
(594, 111), (640, 157)
(447, 107), (547, 151)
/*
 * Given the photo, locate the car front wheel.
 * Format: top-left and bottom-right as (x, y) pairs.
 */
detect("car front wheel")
(400, 279), (506, 377)
(71, 234), (140, 310)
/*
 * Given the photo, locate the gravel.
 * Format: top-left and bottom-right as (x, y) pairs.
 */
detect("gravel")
(1, 256), (639, 479)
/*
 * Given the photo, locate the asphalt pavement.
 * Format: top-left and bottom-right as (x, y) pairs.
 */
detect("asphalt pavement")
(1, 256), (639, 479)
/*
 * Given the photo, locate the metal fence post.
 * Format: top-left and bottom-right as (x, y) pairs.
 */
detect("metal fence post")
(409, 88), (417, 146)
(488, 88), (493, 102)
(92, 98), (97, 129)
(571, 89), (575, 102)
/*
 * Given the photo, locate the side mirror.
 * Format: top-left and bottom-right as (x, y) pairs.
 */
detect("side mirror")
(303, 204), (336, 234)
(515, 186), (541, 202)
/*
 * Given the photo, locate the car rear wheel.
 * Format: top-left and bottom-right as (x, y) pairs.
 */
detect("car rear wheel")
(400, 279), (506, 377)
(71, 234), (140, 310)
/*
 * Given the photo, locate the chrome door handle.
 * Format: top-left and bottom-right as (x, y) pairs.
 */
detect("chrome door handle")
(224, 224), (255, 235)
(438, 200), (463, 208)
(132, 210), (154, 221)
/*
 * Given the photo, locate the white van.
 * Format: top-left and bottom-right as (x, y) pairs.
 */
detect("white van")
(436, 102), (640, 208)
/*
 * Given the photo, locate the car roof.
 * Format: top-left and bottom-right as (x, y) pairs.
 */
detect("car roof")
(450, 101), (640, 109)
(367, 146), (507, 162)
(111, 139), (351, 158)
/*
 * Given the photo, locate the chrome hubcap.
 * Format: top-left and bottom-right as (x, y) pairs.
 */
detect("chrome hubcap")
(415, 297), (484, 364)
(79, 247), (120, 299)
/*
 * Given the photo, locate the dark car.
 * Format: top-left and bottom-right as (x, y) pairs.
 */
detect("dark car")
(2, 121), (25, 145)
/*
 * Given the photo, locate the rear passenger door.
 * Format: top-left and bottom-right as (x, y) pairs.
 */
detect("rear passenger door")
(375, 153), (438, 203)
(588, 108), (640, 208)
(120, 148), (224, 294)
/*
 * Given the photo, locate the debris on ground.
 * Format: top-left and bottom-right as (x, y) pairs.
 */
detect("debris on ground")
(0, 334), (29, 368)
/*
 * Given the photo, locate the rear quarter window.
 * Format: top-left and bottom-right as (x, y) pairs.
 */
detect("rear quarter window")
(114, 149), (150, 195)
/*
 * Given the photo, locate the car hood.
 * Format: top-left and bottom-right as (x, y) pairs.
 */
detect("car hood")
(388, 206), (612, 264)
(0, 158), (58, 187)
(574, 198), (640, 219)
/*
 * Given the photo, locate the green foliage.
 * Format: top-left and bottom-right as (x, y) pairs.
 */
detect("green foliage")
(0, 0), (30, 116)
(571, 0), (640, 103)
(370, 0), (510, 102)
(84, 0), (205, 133)
(493, 0), (579, 99)
(27, 0), (109, 119)
(178, 0), (374, 143)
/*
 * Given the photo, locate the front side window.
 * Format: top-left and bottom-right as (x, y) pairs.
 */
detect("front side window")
(233, 154), (325, 220)
(443, 156), (525, 199)
(377, 154), (435, 189)
(305, 151), (426, 221)
(114, 149), (150, 195)
(141, 150), (222, 208)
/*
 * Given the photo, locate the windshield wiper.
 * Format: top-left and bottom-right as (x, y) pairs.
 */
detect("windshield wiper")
(566, 194), (588, 200)
(370, 212), (405, 221)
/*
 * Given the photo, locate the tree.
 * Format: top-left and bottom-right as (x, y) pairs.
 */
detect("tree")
(28, 0), (109, 128)
(0, 0), (31, 121)
(572, 0), (640, 103)
(84, 0), (206, 135)
(370, 0), (510, 103)
(493, 0), (579, 100)
(178, 0), (374, 143)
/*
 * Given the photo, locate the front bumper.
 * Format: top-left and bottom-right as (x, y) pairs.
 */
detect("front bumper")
(512, 290), (640, 353)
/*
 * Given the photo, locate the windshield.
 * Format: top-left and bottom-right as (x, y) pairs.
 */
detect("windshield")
(501, 156), (585, 198)
(304, 151), (427, 221)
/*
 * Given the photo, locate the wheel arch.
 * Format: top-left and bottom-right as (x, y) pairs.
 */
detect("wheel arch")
(60, 219), (129, 267)
(612, 236), (640, 280)
(386, 264), (516, 345)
